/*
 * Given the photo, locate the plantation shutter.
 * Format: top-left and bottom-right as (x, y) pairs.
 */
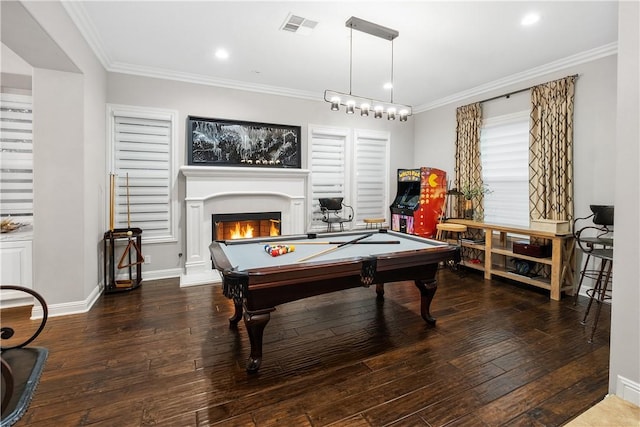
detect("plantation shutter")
(309, 127), (348, 229)
(112, 110), (175, 241)
(480, 111), (530, 228)
(0, 92), (33, 224)
(354, 131), (389, 225)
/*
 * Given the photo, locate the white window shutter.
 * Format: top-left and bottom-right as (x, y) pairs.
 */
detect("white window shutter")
(109, 105), (177, 242)
(308, 126), (390, 231)
(0, 93), (33, 224)
(480, 111), (530, 228)
(354, 130), (389, 225)
(308, 127), (349, 229)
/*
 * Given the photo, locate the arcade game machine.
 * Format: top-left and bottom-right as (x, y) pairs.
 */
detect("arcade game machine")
(390, 167), (447, 238)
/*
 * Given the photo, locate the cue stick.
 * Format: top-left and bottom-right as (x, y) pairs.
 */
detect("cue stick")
(126, 173), (131, 227)
(264, 240), (401, 245)
(109, 173), (115, 231)
(296, 233), (374, 263)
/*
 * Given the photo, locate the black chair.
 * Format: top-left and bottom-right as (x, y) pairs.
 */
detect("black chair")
(319, 197), (354, 232)
(573, 205), (614, 343)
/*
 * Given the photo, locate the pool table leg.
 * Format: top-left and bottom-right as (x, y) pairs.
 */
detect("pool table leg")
(414, 278), (437, 325)
(375, 284), (385, 300)
(229, 298), (243, 325)
(244, 309), (273, 373)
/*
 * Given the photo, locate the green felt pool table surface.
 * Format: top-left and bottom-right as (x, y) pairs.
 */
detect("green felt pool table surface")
(216, 229), (448, 271)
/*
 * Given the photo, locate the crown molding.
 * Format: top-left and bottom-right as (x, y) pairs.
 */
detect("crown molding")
(64, 3), (617, 113)
(414, 42), (618, 113)
(62, 1), (112, 69)
(108, 61), (320, 101)
(63, 1), (320, 101)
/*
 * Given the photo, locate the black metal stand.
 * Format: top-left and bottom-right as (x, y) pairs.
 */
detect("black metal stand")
(103, 227), (143, 293)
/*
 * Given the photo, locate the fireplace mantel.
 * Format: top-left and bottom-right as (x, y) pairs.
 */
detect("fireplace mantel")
(181, 165), (310, 180)
(180, 165), (310, 286)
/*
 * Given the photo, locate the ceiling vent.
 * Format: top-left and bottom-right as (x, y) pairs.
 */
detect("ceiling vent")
(280, 13), (318, 35)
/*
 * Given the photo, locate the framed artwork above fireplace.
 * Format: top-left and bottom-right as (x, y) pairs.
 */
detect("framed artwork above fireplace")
(187, 116), (301, 168)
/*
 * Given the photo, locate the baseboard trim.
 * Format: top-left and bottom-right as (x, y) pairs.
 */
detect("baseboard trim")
(616, 375), (640, 406)
(141, 268), (182, 281)
(31, 283), (102, 318)
(29, 269), (183, 318)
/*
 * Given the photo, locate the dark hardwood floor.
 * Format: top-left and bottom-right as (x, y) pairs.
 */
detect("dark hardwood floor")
(4, 268), (610, 426)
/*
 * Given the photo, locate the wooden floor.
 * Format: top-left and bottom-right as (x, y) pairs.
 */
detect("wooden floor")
(4, 268), (611, 426)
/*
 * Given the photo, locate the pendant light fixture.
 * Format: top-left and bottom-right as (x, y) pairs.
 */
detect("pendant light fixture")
(324, 16), (412, 122)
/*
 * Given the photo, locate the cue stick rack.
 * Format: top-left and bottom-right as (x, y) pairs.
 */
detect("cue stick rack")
(103, 173), (143, 294)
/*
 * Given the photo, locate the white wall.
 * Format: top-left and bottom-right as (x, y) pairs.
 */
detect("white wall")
(1, 44), (33, 77)
(106, 73), (415, 277)
(609, 0), (640, 404)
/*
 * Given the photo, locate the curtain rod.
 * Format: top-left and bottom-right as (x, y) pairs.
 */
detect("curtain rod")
(478, 74), (579, 105)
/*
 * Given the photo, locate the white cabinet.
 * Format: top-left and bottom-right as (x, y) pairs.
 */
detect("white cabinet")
(0, 237), (33, 302)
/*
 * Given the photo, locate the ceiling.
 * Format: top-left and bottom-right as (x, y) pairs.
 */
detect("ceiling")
(63, 1), (618, 111)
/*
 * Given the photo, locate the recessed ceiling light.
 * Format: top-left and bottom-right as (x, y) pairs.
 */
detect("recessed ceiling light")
(383, 82), (393, 90)
(521, 12), (540, 26)
(214, 48), (229, 60)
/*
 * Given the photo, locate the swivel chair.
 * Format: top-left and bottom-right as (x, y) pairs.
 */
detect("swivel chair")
(319, 197), (354, 232)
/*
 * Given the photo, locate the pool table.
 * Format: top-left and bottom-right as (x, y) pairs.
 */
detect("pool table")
(209, 229), (459, 373)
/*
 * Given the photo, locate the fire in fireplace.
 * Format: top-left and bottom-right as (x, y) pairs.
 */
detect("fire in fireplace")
(212, 212), (281, 241)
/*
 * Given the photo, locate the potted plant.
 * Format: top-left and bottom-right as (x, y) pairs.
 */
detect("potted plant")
(460, 184), (491, 219)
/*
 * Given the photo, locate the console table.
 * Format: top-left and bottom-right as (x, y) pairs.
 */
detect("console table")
(448, 219), (575, 300)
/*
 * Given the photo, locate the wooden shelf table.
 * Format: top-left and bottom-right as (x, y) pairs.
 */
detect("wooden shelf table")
(448, 219), (575, 300)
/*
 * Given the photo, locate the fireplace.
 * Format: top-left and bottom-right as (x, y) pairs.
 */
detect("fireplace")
(180, 165), (310, 286)
(213, 212), (281, 240)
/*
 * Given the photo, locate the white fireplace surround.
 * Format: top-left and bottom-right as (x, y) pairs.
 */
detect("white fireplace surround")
(180, 166), (310, 286)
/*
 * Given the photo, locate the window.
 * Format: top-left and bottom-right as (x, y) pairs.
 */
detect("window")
(308, 125), (389, 230)
(308, 126), (349, 226)
(480, 111), (530, 228)
(107, 105), (178, 242)
(353, 130), (390, 222)
(0, 92), (33, 224)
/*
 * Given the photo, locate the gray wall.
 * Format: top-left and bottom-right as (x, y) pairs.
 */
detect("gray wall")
(106, 73), (415, 277)
(32, 68), (85, 305)
(5, 1), (108, 311)
(609, 0), (639, 403)
(412, 54), (618, 216)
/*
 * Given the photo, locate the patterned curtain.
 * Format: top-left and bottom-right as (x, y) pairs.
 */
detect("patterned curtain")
(454, 103), (483, 219)
(529, 76), (576, 221)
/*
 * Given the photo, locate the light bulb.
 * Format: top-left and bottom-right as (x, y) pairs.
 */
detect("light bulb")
(346, 100), (355, 114)
(330, 96), (340, 111)
(387, 107), (396, 120)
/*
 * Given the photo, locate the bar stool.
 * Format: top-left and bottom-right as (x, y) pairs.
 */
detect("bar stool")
(573, 205), (614, 343)
(364, 218), (385, 229)
(435, 223), (467, 245)
(580, 248), (613, 343)
(573, 205), (614, 304)
(435, 223), (467, 274)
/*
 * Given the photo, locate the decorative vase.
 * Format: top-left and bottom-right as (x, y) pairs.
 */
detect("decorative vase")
(464, 199), (474, 220)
